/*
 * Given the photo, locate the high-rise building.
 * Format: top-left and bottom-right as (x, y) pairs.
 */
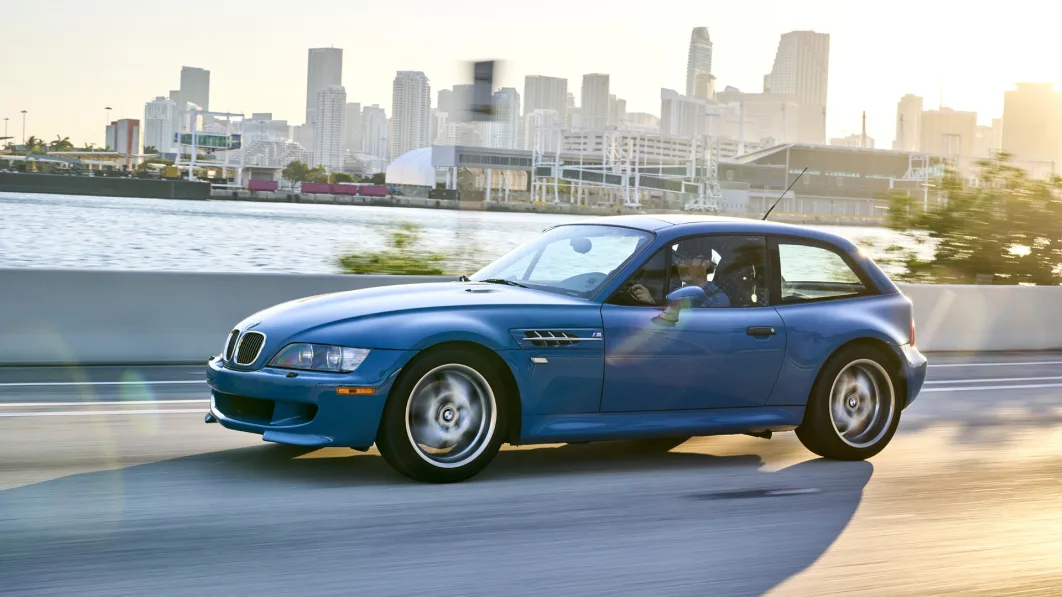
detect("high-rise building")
(715, 87), (801, 145)
(305, 48), (343, 127)
(524, 109), (563, 151)
(686, 27), (715, 100)
(920, 107), (977, 161)
(450, 83), (475, 123)
(105, 119), (140, 155)
(390, 71), (431, 160)
(344, 102), (363, 154)
(580, 74), (610, 130)
(143, 97), (176, 153)
(608, 95), (627, 126)
(893, 94), (923, 151)
(313, 85), (346, 171)
(764, 30), (830, 143)
(1003, 83), (1062, 172)
(660, 88), (707, 138)
(437, 89), (453, 114)
(180, 67), (210, 112)
(523, 75), (568, 121)
(492, 87), (521, 149)
(362, 104), (389, 161)
(430, 109), (448, 145)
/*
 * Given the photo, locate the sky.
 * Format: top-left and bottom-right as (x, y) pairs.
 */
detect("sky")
(3, 0), (1061, 148)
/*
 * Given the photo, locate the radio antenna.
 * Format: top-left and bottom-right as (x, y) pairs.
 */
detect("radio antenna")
(762, 166), (807, 220)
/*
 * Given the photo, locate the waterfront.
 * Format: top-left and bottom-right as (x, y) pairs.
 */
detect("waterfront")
(1, 192), (917, 274)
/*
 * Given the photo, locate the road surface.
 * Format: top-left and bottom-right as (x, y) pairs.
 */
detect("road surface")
(2, 353), (1061, 596)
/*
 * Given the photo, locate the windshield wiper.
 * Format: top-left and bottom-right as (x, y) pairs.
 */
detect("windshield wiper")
(479, 278), (529, 288)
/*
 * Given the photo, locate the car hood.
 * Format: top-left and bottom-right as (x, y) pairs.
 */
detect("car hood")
(235, 281), (591, 340)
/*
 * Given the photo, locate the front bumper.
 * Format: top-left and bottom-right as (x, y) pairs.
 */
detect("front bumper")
(900, 343), (928, 408)
(206, 349), (416, 448)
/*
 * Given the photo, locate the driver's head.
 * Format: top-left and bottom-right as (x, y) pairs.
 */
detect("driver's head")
(676, 252), (716, 285)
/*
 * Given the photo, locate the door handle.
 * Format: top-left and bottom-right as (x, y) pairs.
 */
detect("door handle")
(747, 326), (777, 337)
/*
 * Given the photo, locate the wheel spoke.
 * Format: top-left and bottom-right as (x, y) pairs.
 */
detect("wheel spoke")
(405, 363), (497, 469)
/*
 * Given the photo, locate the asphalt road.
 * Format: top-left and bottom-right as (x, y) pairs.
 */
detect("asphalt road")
(2, 353), (1062, 596)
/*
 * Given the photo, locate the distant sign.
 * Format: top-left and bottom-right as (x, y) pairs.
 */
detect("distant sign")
(174, 132), (241, 149)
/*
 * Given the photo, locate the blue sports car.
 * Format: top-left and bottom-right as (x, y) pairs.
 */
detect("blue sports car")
(206, 215), (927, 482)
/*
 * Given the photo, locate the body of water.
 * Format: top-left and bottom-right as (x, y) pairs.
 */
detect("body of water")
(0, 192), (918, 274)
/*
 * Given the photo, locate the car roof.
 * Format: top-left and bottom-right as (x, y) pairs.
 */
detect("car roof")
(567, 214), (859, 250)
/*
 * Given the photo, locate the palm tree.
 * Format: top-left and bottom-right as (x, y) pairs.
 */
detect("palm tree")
(49, 135), (74, 152)
(23, 136), (44, 154)
(143, 145), (159, 155)
(82, 142), (96, 151)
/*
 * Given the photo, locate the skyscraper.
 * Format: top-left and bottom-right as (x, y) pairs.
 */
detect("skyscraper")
(660, 88), (707, 138)
(523, 75), (568, 121)
(893, 94), (923, 151)
(305, 48), (343, 127)
(180, 67), (210, 113)
(580, 74), (610, 130)
(143, 96), (177, 153)
(608, 95), (627, 126)
(344, 102), (362, 154)
(437, 89), (454, 115)
(920, 107), (977, 162)
(390, 71), (431, 160)
(1003, 83), (1062, 174)
(686, 27), (714, 100)
(764, 31), (830, 143)
(362, 105), (389, 161)
(492, 87), (521, 149)
(313, 85), (346, 171)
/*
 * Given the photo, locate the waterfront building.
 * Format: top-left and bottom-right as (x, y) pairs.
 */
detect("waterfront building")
(180, 66), (210, 112)
(313, 85), (346, 171)
(893, 94), (923, 151)
(104, 119), (140, 155)
(1003, 83), (1062, 176)
(390, 71), (431, 160)
(143, 97), (176, 153)
(305, 48), (343, 128)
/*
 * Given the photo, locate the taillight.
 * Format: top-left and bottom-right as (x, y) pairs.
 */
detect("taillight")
(910, 319), (916, 347)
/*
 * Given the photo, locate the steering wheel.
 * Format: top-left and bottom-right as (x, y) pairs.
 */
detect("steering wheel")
(556, 272), (608, 290)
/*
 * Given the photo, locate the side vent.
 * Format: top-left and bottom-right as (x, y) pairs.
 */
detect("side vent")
(524, 330), (580, 347)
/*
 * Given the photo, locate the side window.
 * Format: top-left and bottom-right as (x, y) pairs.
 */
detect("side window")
(671, 235), (768, 308)
(608, 249), (667, 307)
(778, 243), (867, 302)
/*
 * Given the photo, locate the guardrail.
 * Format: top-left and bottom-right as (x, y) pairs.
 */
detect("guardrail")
(1, 268), (1060, 365)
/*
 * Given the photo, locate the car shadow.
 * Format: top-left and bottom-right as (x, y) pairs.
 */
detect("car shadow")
(0, 440), (873, 596)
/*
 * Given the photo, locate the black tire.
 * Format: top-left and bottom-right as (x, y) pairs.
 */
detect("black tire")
(377, 348), (508, 483)
(796, 345), (902, 461)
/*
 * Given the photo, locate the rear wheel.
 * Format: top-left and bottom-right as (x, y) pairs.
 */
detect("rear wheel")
(796, 345), (901, 460)
(377, 348), (507, 483)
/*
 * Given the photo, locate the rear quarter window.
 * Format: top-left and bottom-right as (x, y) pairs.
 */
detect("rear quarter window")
(778, 242), (868, 302)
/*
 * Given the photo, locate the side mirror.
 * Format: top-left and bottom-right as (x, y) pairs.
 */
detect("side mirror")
(657, 286), (706, 323)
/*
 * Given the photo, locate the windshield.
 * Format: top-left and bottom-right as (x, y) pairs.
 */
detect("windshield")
(470, 224), (653, 297)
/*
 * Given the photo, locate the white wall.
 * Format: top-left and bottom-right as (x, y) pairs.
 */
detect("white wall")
(1, 269), (1059, 365)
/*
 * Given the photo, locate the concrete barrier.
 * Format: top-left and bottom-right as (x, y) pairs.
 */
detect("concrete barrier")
(1, 268), (1059, 365)
(0, 269), (449, 365)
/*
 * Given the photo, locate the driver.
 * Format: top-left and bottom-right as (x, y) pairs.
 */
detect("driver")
(628, 252), (730, 307)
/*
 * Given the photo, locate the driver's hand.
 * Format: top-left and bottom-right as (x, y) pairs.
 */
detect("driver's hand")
(628, 284), (653, 304)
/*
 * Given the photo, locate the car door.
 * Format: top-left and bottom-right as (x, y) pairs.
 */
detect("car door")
(599, 234), (787, 412)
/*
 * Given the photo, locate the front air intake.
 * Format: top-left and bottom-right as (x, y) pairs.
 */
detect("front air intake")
(234, 332), (266, 365)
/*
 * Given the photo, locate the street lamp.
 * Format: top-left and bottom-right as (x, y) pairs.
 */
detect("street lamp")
(21, 110), (27, 144)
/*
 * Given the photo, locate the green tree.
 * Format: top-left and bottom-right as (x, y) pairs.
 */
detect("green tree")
(48, 136), (74, 152)
(369, 172), (386, 185)
(887, 154), (1062, 285)
(331, 172), (354, 183)
(305, 165), (329, 184)
(338, 223), (450, 275)
(143, 145), (159, 155)
(281, 160), (311, 189)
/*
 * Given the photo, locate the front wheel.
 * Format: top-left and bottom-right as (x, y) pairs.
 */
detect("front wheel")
(377, 348), (507, 483)
(796, 345), (901, 460)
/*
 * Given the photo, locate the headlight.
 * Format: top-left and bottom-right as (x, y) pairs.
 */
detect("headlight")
(269, 343), (370, 373)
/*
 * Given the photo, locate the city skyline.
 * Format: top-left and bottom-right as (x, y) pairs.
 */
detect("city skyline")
(3, 0), (1060, 150)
